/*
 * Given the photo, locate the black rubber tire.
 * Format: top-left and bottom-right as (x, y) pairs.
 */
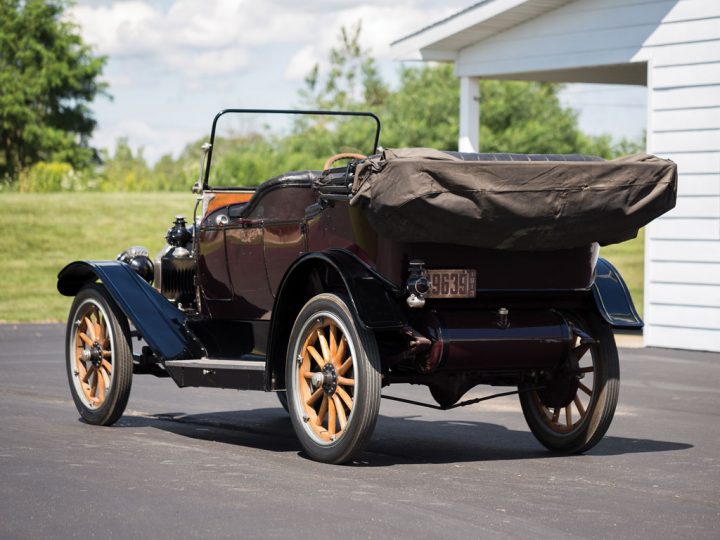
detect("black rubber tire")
(519, 311), (619, 454)
(65, 283), (133, 426)
(276, 391), (289, 413)
(286, 293), (382, 464)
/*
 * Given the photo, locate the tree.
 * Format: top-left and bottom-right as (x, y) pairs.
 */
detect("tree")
(478, 78), (589, 154)
(382, 65), (630, 157)
(99, 138), (151, 191)
(380, 64), (460, 150)
(301, 21), (388, 111)
(0, 0), (108, 181)
(296, 22), (388, 157)
(301, 24), (638, 158)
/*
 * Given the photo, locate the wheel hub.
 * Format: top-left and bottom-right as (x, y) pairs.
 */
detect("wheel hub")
(320, 363), (338, 396)
(81, 342), (103, 366)
(537, 335), (585, 409)
(93, 342), (105, 364)
(537, 373), (579, 409)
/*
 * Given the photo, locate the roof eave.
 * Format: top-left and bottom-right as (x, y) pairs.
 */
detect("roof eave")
(390, 0), (572, 61)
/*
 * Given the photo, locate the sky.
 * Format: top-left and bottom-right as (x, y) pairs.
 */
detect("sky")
(69, 0), (647, 164)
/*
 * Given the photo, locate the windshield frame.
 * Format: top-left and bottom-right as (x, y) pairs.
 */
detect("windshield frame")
(203, 108), (381, 189)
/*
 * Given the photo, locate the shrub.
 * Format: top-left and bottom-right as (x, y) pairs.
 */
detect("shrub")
(16, 162), (91, 192)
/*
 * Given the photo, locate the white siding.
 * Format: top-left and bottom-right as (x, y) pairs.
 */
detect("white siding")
(654, 108), (720, 131)
(449, 0), (720, 351)
(653, 85), (720, 109)
(649, 261), (720, 284)
(652, 63), (720, 89)
(650, 239), (720, 261)
(675, 176), (719, 196)
(659, 151), (719, 174)
(650, 218), (720, 240)
(643, 326), (720, 351)
(645, 2), (720, 351)
(651, 282), (720, 305)
(454, 0), (703, 78)
(652, 130), (720, 153)
(670, 196), (720, 216)
(650, 41), (720, 68)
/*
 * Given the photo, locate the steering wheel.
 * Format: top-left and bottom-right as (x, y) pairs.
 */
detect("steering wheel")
(323, 152), (367, 171)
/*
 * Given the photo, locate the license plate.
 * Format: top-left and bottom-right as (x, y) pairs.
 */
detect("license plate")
(426, 269), (477, 298)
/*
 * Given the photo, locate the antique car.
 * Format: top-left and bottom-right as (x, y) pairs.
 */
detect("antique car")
(58, 109), (677, 464)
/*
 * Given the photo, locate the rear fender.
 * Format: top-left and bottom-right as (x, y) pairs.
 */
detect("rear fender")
(591, 257), (643, 329)
(265, 248), (406, 390)
(58, 261), (205, 360)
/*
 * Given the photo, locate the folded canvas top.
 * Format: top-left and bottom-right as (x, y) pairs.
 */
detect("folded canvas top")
(350, 148), (677, 251)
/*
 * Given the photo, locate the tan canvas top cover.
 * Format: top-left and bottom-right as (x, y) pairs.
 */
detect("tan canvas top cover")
(350, 148), (677, 251)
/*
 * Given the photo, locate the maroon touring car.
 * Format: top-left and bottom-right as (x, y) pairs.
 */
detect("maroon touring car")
(58, 109), (676, 463)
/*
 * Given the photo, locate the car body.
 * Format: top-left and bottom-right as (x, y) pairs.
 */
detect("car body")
(58, 109), (658, 464)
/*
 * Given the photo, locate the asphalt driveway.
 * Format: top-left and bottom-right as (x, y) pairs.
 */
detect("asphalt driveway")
(1, 324), (718, 539)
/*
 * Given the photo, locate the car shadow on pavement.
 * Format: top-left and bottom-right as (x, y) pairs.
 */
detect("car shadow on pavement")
(115, 408), (301, 454)
(365, 414), (693, 466)
(114, 407), (693, 466)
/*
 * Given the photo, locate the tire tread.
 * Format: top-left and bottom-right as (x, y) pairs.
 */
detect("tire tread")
(65, 283), (133, 426)
(520, 311), (619, 454)
(286, 293), (381, 464)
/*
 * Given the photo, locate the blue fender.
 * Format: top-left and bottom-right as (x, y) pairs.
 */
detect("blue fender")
(57, 261), (205, 360)
(591, 257), (643, 329)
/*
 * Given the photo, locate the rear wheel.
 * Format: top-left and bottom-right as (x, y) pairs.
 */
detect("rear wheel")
(519, 312), (619, 453)
(286, 293), (381, 464)
(65, 283), (133, 426)
(276, 391), (289, 413)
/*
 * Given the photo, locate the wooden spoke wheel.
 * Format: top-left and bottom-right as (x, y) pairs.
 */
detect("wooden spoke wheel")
(519, 312), (619, 454)
(65, 283), (132, 426)
(286, 293), (381, 464)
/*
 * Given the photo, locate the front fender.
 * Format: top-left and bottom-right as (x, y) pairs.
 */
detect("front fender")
(591, 257), (643, 329)
(58, 261), (204, 360)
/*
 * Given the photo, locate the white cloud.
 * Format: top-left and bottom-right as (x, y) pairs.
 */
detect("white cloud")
(279, 3), (464, 80)
(339, 5), (457, 59)
(71, 1), (464, 83)
(164, 46), (250, 77)
(284, 45), (323, 82)
(70, 1), (312, 60)
(70, 2), (161, 56)
(71, 0), (473, 156)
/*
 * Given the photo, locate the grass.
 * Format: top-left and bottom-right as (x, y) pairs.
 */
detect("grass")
(1, 192), (196, 323)
(599, 229), (645, 316)
(0, 192), (645, 323)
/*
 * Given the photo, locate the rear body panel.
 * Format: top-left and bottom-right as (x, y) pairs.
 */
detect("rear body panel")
(308, 198), (599, 292)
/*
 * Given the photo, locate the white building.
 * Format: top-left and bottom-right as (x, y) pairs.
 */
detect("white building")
(392, 0), (720, 352)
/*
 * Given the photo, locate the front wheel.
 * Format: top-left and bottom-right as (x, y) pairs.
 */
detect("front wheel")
(286, 293), (382, 464)
(519, 312), (619, 454)
(65, 283), (133, 426)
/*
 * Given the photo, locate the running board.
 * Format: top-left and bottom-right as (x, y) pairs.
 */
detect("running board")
(164, 357), (265, 390)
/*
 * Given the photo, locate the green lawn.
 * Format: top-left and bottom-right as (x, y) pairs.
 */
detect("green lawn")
(0, 192), (645, 323)
(600, 229), (645, 316)
(1, 192), (196, 323)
